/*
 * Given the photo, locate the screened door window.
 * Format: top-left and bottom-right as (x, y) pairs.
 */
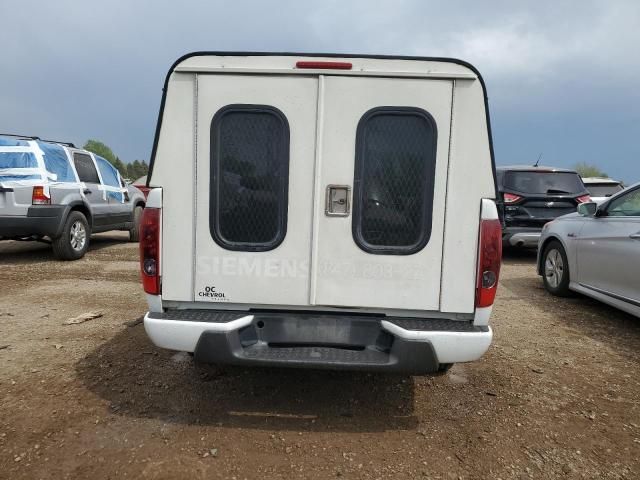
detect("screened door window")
(352, 107), (437, 255)
(73, 153), (100, 184)
(210, 105), (290, 251)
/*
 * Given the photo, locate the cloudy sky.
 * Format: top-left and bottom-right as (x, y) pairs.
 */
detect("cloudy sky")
(1, 0), (638, 182)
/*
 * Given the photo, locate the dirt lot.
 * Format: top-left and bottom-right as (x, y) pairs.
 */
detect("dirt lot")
(1, 234), (639, 479)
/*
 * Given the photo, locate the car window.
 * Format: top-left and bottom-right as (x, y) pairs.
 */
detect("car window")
(0, 151), (41, 181)
(209, 104), (290, 251)
(95, 155), (124, 202)
(503, 171), (584, 194)
(95, 155), (120, 188)
(73, 153), (100, 184)
(352, 107), (437, 254)
(0, 151), (38, 169)
(586, 183), (623, 197)
(606, 188), (640, 217)
(39, 142), (77, 183)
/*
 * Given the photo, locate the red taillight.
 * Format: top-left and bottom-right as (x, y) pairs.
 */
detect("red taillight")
(503, 193), (522, 204)
(295, 61), (353, 70)
(32, 186), (50, 205)
(139, 207), (160, 295)
(576, 194), (591, 204)
(476, 219), (502, 308)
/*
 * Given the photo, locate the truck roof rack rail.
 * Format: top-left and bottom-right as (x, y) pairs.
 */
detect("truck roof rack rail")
(0, 133), (75, 148)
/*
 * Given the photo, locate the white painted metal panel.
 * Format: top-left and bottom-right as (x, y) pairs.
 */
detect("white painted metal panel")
(174, 55), (478, 80)
(152, 55), (495, 317)
(150, 73), (195, 302)
(312, 76), (453, 311)
(194, 75), (318, 305)
(439, 80), (496, 313)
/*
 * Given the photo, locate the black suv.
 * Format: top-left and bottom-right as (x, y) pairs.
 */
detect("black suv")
(497, 166), (591, 248)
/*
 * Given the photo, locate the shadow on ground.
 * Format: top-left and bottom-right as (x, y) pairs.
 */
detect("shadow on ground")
(502, 247), (538, 265)
(76, 323), (419, 433)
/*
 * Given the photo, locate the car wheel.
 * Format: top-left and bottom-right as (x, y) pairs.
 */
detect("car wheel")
(52, 211), (90, 260)
(542, 240), (571, 296)
(129, 205), (143, 242)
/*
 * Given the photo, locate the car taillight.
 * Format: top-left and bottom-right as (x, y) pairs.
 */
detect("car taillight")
(476, 219), (502, 308)
(295, 61), (353, 70)
(576, 194), (591, 204)
(139, 207), (160, 295)
(503, 193), (522, 204)
(32, 186), (51, 205)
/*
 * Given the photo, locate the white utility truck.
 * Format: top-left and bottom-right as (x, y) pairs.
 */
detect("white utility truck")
(141, 52), (501, 374)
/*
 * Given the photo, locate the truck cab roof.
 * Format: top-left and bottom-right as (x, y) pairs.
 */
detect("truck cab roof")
(497, 165), (578, 174)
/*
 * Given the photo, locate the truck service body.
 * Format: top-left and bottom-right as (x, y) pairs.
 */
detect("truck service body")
(141, 52), (500, 374)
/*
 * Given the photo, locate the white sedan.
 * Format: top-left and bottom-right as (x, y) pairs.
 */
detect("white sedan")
(537, 182), (640, 317)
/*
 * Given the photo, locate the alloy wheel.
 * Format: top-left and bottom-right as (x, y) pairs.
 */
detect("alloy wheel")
(69, 221), (87, 251)
(544, 248), (564, 289)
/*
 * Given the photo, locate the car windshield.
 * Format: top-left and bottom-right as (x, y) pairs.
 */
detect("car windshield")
(503, 171), (584, 195)
(586, 183), (623, 197)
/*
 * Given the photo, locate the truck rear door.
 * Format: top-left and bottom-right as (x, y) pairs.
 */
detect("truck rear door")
(194, 74), (319, 305)
(312, 76), (452, 310)
(193, 74), (452, 311)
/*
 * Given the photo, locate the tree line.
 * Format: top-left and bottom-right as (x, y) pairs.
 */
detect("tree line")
(83, 139), (149, 180)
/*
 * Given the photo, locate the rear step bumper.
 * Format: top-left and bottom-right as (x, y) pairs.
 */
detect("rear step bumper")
(144, 310), (492, 374)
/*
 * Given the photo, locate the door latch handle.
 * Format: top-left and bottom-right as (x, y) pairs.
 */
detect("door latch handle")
(325, 185), (351, 217)
(630, 233), (640, 240)
(83, 188), (92, 194)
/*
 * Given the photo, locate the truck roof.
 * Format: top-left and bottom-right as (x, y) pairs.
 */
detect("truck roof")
(497, 165), (578, 174)
(581, 177), (621, 184)
(148, 51), (496, 187)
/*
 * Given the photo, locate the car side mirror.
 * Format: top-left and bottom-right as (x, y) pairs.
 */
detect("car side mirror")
(577, 202), (598, 217)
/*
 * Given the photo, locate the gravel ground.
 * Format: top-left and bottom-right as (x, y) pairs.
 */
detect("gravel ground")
(1, 234), (639, 479)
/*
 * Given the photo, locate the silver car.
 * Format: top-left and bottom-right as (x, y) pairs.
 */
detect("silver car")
(537, 182), (640, 318)
(0, 134), (146, 260)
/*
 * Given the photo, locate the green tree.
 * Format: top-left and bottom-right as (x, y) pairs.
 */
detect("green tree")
(125, 160), (149, 180)
(573, 162), (608, 178)
(112, 156), (127, 177)
(83, 139), (128, 177)
(83, 139), (117, 164)
(82, 139), (149, 180)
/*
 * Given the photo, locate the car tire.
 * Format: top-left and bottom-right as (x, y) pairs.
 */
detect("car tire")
(542, 240), (571, 297)
(52, 211), (91, 261)
(129, 205), (143, 242)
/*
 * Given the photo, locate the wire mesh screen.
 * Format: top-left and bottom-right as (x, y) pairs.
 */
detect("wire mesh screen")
(210, 105), (289, 251)
(353, 108), (437, 254)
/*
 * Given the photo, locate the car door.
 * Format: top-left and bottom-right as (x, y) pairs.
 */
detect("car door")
(577, 186), (640, 304)
(94, 154), (130, 225)
(72, 152), (110, 227)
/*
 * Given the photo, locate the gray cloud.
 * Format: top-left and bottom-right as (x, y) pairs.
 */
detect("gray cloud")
(1, 0), (638, 181)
